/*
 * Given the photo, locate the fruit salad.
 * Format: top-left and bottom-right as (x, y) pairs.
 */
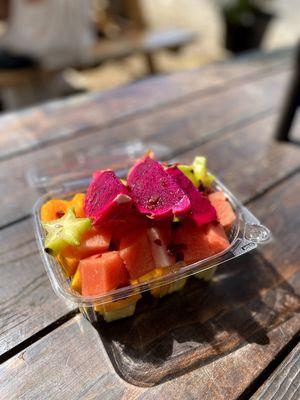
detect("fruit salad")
(41, 154), (236, 322)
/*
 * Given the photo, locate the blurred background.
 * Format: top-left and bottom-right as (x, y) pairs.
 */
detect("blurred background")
(0, 0), (299, 111)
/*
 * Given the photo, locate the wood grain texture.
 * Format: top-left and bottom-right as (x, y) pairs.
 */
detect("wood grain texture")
(0, 47), (298, 398)
(1, 113), (300, 355)
(0, 48), (290, 160)
(0, 69), (294, 228)
(251, 342), (300, 400)
(0, 219), (75, 356)
(0, 172), (299, 399)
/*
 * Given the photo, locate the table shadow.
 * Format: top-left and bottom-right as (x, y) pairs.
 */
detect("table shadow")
(92, 251), (300, 387)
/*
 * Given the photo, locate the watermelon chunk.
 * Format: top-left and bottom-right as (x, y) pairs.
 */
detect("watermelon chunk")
(173, 221), (213, 265)
(120, 230), (155, 279)
(173, 221), (230, 265)
(147, 223), (175, 267)
(127, 156), (190, 220)
(205, 223), (231, 255)
(102, 209), (150, 244)
(80, 252), (129, 296)
(84, 170), (132, 225)
(208, 191), (236, 230)
(61, 228), (111, 259)
(167, 166), (217, 226)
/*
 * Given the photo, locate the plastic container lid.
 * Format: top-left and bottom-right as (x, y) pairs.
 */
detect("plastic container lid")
(27, 139), (170, 190)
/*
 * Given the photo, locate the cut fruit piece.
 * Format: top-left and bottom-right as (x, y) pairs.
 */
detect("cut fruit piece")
(80, 252), (129, 296)
(205, 223), (231, 255)
(61, 228), (111, 259)
(41, 199), (69, 222)
(168, 277), (187, 294)
(120, 231), (155, 279)
(84, 170), (132, 225)
(173, 221), (213, 265)
(71, 267), (81, 293)
(208, 191), (236, 230)
(178, 164), (198, 187)
(130, 267), (185, 298)
(192, 156), (215, 187)
(102, 209), (150, 244)
(130, 267), (171, 298)
(57, 255), (78, 277)
(167, 166), (217, 226)
(127, 155), (191, 220)
(99, 302), (137, 322)
(70, 193), (86, 218)
(173, 221), (230, 265)
(95, 293), (141, 313)
(194, 266), (217, 281)
(147, 224), (175, 268)
(42, 208), (92, 256)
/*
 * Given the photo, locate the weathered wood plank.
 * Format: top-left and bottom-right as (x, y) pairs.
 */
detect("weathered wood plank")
(251, 342), (300, 400)
(0, 69), (294, 228)
(0, 48), (291, 159)
(0, 219), (75, 355)
(1, 113), (300, 362)
(0, 172), (299, 399)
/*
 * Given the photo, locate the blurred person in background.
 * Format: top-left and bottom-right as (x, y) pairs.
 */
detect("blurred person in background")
(0, 0), (96, 70)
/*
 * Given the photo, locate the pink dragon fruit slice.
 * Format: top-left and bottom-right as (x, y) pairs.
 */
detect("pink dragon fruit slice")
(166, 166), (217, 226)
(127, 156), (190, 219)
(84, 170), (132, 225)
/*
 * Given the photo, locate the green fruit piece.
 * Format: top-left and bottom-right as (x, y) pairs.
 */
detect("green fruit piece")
(42, 208), (92, 256)
(100, 303), (137, 323)
(192, 156), (215, 187)
(194, 266), (217, 281)
(178, 164), (198, 187)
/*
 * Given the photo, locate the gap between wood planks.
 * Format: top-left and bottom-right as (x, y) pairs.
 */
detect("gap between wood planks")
(0, 309), (78, 365)
(237, 331), (300, 400)
(0, 60), (289, 163)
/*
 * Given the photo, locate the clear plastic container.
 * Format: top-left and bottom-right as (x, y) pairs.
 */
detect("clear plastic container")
(32, 140), (271, 326)
(32, 140), (272, 386)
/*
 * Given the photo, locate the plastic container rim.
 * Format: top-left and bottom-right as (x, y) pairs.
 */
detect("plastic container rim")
(33, 175), (271, 307)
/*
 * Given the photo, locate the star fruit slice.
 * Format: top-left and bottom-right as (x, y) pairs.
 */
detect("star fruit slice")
(42, 208), (91, 256)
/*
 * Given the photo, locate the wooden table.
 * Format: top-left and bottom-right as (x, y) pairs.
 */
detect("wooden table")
(0, 47), (299, 399)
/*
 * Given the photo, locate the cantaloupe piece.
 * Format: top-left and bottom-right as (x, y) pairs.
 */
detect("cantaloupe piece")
(71, 267), (81, 293)
(130, 267), (171, 298)
(94, 293), (141, 313)
(130, 267), (186, 298)
(41, 194), (86, 221)
(41, 199), (69, 222)
(70, 193), (86, 218)
(80, 252), (129, 296)
(208, 191), (236, 230)
(120, 231), (155, 279)
(57, 255), (78, 277)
